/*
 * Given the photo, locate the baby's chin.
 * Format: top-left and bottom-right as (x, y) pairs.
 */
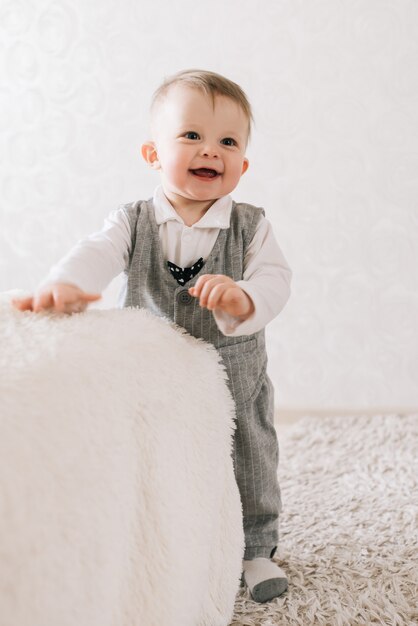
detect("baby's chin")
(161, 176), (238, 203)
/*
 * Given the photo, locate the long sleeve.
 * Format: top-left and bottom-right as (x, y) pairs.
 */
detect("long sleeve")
(212, 216), (292, 336)
(40, 208), (132, 293)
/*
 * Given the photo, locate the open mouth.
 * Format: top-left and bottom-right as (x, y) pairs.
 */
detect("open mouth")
(190, 168), (220, 179)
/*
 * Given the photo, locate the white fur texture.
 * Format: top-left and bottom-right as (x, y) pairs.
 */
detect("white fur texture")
(0, 293), (244, 626)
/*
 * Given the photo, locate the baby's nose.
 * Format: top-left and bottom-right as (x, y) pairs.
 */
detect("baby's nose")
(201, 144), (219, 158)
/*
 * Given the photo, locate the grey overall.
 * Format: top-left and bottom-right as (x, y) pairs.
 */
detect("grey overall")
(122, 198), (282, 559)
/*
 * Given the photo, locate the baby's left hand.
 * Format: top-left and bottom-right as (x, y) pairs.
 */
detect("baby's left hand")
(188, 274), (254, 320)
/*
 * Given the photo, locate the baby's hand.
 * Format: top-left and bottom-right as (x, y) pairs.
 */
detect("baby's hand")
(188, 274), (254, 319)
(11, 283), (101, 314)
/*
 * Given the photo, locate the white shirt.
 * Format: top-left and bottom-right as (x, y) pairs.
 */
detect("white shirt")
(43, 185), (292, 336)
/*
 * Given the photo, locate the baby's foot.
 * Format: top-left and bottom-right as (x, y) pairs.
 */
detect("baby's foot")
(242, 557), (288, 603)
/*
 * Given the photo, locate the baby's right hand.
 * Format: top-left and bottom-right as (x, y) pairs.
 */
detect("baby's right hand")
(11, 283), (101, 314)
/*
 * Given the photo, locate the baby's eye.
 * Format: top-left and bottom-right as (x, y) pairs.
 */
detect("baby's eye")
(221, 137), (237, 146)
(184, 131), (200, 140)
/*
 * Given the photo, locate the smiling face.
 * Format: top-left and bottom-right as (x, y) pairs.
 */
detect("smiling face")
(142, 84), (249, 220)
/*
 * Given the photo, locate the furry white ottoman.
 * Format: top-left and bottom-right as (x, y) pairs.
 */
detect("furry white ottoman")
(0, 293), (244, 626)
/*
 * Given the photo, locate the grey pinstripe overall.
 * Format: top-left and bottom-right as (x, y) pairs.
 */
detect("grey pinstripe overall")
(122, 198), (282, 560)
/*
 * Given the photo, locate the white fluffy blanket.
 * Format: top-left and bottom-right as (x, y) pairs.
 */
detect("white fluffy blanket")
(0, 294), (244, 626)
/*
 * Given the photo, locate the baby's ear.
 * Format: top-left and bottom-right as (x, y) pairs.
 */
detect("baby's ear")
(141, 142), (160, 169)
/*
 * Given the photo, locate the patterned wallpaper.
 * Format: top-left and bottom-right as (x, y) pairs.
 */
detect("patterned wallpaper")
(1, 0), (417, 410)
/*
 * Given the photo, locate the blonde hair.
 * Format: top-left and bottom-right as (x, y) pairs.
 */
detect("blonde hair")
(150, 68), (254, 142)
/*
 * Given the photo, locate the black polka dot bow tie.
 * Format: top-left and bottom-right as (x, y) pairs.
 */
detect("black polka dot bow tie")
(167, 257), (204, 285)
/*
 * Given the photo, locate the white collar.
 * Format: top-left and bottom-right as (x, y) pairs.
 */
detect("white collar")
(153, 185), (232, 229)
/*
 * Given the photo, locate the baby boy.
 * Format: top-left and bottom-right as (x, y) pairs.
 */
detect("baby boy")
(13, 69), (292, 603)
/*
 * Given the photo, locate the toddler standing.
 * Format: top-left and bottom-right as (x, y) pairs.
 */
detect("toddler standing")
(13, 69), (292, 603)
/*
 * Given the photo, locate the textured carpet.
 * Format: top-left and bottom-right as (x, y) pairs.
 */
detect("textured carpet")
(231, 414), (418, 626)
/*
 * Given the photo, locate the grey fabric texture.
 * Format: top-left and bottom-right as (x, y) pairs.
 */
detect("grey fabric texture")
(122, 198), (282, 558)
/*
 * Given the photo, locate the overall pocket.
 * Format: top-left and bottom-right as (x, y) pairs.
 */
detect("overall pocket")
(218, 339), (267, 407)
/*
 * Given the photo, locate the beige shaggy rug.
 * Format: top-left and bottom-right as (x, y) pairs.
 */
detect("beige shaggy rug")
(231, 414), (418, 626)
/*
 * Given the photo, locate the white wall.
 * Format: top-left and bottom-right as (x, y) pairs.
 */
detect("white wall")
(1, 0), (417, 411)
